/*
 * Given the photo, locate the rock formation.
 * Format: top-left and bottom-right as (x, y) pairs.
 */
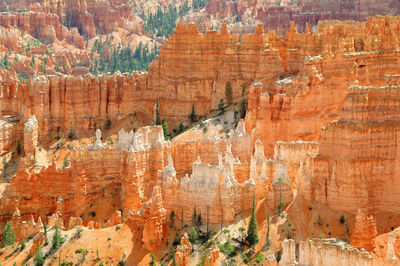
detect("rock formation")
(295, 238), (373, 265)
(175, 233), (192, 266)
(279, 239), (297, 265)
(23, 115), (38, 158)
(141, 186), (166, 251)
(301, 79), (400, 227)
(0, 11), (400, 265)
(204, 243), (220, 266)
(186, 0), (400, 35)
(2, 0), (143, 38)
(351, 209), (378, 252)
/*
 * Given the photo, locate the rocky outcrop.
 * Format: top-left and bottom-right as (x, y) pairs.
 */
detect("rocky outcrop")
(5, 16), (400, 138)
(158, 146), (256, 224)
(147, 23), (283, 126)
(0, 11), (85, 47)
(141, 186), (166, 251)
(279, 239), (297, 265)
(191, 0), (400, 35)
(295, 238), (373, 265)
(245, 16), (400, 156)
(301, 79), (400, 224)
(0, 73), (149, 135)
(351, 209), (377, 252)
(204, 243), (220, 266)
(175, 233), (192, 266)
(0, 120), (16, 156)
(23, 115), (38, 158)
(3, 0), (143, 37)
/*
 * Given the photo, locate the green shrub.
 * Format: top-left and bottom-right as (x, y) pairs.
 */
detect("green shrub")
(241, 252), (249, 264)
(255, 253), (264, 263)
(52, 226), (64, 251)
(75, 248), (88, 254)
(60, 261), (73, 266)
(34, 245), (45, 266)
(63, 157), (70, 168)
(16, 138), (21, 154)
(188, 227), (198, 244)
(3, 221), (15, 247)
(149, 253), (157, 266)
(68, 129), (75, 140)
(203, 240), (214, 250)
(219, 241), (237, 257)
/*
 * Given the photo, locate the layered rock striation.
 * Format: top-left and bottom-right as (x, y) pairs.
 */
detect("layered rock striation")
(189, 0), (400, 35)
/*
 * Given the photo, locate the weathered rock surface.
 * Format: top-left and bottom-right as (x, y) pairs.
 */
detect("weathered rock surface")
(175, 233), (191, 266)
(351, 209), (377, 252)
(281, 238), (373, 265)
(3, 0), (143, 38)
(187, 0), (400, 35)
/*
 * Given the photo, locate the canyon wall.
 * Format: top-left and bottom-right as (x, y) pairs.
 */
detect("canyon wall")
(1, 15), (400, 259)
(281, 238), (373, 265)
(0, 23), (285, 134)
(4, 15), (400, 141)
(2, 0), (143, 37)
(196, 0), (400, 35)
(299, 79), (400, 231)
(245, 16), (400, 156)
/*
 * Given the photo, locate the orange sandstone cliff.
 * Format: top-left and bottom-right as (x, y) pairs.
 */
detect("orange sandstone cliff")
(1, 15), (400, 265)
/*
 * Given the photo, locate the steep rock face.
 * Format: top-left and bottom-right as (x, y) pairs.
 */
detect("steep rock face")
(5, 17), (400, 140)
(3, 0), (143, 37)
(158, 126), (259, 224)
(292, 238), (373, 265)
(245, 16), (400, 156)
(198, 0), (399, 35)
(85, 0), (143, 35)
(0, 11), (85, 47)
(147, 23), (283, 125)
(301, 80), (400, 222)
(0, 73), (148, 134)
(0, 120), (17, 156)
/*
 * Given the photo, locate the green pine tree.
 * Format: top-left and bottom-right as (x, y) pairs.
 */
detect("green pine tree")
(192, 206), (197, 226)
(218, 98), (225, 114)
(178, 122), (184, 133)
(34, 244), (45, 266)
(155, 100), (161, 125)
(2, 221), (15, 247)
(52, 226), (64, 251)
(162, 120), (171, 140)
(30, 55), (35, 68)
(225, 81), (233, 105)
(189, 103), (196, 123)
(240, 84), (247, 118)
(149, 253), (157, 266)
(43, 222), (48, 245)
(246, 193), (259, 246)
(172, 248), (177, 266)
